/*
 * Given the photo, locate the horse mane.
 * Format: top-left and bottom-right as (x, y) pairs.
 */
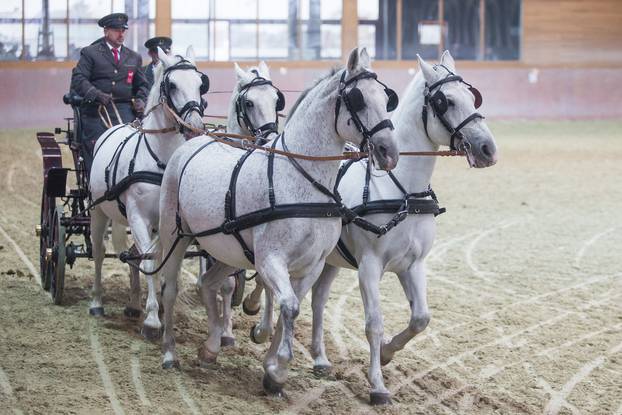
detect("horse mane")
(145, 55), (184, 111)
(285, 67), (340, 125)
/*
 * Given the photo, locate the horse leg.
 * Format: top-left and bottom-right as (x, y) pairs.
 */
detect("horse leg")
(310, 264), (339, 376)
(197, 263), (237, 364)
(128, 215), (162, 340)
(160, 235), (192, 369)
(219, 275), (236, 347)
(257, 258), (300, 396)
(242, 277), (264, 315)
(250, 277), (273, 344)
(380, 260), (429, 366)
(358, 258), (391, 405)
(88, 207), (108, 316)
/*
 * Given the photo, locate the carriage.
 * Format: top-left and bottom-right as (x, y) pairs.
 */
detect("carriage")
(35, 93), (245, 306)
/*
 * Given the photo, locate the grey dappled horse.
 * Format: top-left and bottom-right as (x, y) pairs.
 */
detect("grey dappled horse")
(88, 47), (204, 336)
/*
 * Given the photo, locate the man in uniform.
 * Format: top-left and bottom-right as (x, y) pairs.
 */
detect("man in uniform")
(143, 36), (172, 89)
(70, 13), (149, 172)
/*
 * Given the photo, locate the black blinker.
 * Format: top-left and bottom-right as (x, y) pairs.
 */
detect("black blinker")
(200, 74), (210, 95)
(276, 91), (285, 112)
(469, 86), (482, 109)
(347, 87), (366, 113)
(431, 90), (448, 114)
(386, 88), (398, 112)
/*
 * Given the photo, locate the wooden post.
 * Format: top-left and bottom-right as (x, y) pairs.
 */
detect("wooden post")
(438, 0), (444, 59)
(396, 0), (402, 60)
(341, 0), (358, 59)
(155, 0), (172, 37)
(479, 0), (485, 60)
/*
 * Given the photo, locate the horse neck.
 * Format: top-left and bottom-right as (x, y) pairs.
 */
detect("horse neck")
(391, 74), (439, 193)
(279, 77), (343, 190)
(140, 106), (185, 162)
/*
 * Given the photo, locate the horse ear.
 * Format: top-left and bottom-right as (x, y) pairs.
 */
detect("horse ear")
(440, 50), (455, 72)
(258, 61), (270, 79)
(359, 47), (371, 70)
(346, 47), (359, 73)
(234, 62), (246, 81)
(186, 45), (196, 64)
(157, 46), (170, 67)
(417, 54), (437, 83)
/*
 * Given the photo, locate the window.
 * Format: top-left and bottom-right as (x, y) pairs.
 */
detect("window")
(0, 0), (154, 61)
(361, 0), (521, 61)
(171, 0), (341, 61)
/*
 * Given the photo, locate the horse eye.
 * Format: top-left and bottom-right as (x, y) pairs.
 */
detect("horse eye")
(447, 99), (454, 107)
(245, 100), (254, 108)
(169, 82), (177, 90)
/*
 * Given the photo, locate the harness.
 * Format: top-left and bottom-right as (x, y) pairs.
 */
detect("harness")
(333, 159), (445, 268)
(334, 70), (398, 152)
(171, 70), (401, 265)
(235, 70), (285, 140)
(90, 129), (167, 216)
(421, 64), (484, 153)
(89, 60), (210, 215)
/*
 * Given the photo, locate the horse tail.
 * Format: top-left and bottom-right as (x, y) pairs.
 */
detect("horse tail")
(111, 221), (130, 254)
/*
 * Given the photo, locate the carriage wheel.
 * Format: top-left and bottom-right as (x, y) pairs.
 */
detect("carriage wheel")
(49, 206), (66, 305)
(231, 269), (246, 308)
(38, 192), (54, 290)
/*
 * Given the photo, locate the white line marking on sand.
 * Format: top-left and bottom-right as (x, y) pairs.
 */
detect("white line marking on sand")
(0, 223), (40, 286)
(330, 279), (359, 360)
(130, 341), (151, 407)
(0, 366), (24, 415)
(89, 324), (125, 415)
(574, 227), (617, 269)
(175, 375), (201, 415)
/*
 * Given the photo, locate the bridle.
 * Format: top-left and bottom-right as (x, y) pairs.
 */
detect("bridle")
(159, 57), (210, 134)
(235, 70), (285, 140)
(421, 64), (484, 152)
(334, 70), (398, 152)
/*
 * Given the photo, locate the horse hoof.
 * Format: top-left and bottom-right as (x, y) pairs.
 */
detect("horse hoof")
(220, 336), (235, 347)
(162, 360), (180, 370)
(370, 392), (392, 406)
(89, 307), (105, 317)
(312, 365), (332, 378)
(249, 325), (261, 344)
(242, 300), (260, 316)
(262, 373), (284, 398)
(380, 354), (392, 366)
(198, 344), (218, 366)
(141, 325), (162, 341)
(123, 307), (141, 320)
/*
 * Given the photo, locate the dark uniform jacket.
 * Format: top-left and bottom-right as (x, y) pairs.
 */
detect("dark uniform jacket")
(70, 37), (149, 170)
(143, 61), (157, 90)
(70, 37), (149, 121)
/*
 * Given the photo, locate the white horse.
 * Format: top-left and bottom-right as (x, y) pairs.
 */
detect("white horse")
(157, 47), (399, 396)
(88, 46), (205, 338)
(242, 51), (498, 404)
(200, 61), (285, 348)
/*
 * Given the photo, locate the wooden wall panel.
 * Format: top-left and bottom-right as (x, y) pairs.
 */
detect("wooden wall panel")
(523, 0), (622, 64)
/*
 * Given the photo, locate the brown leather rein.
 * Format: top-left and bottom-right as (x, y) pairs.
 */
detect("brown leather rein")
(132, 101), (465, 161)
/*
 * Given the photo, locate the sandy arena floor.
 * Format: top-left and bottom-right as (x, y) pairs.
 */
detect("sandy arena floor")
(0, 121), (621, 414)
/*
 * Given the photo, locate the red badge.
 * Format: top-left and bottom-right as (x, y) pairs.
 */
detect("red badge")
(126, 70), (134, 84)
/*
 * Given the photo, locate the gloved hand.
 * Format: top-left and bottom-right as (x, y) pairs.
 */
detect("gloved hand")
(95, 91), (112, 105)
(133, 98), (145, 115)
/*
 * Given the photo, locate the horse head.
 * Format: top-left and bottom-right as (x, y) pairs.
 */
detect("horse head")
(417, 51), (497, 168)
(336, 47), (399, 171)
(232, 61), (284, 139)
(157, 45), (207, 139)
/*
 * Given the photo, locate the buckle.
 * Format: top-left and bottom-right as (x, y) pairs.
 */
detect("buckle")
(222, 220), (236, 234)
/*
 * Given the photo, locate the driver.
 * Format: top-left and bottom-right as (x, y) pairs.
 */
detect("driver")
(70, 13), (149, 172)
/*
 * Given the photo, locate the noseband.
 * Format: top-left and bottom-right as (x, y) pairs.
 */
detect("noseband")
(160, 58), (210, 133)
(422, 64), (484, 151)
(334, 70), (398, 152)
(235, 70), (285, 140)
